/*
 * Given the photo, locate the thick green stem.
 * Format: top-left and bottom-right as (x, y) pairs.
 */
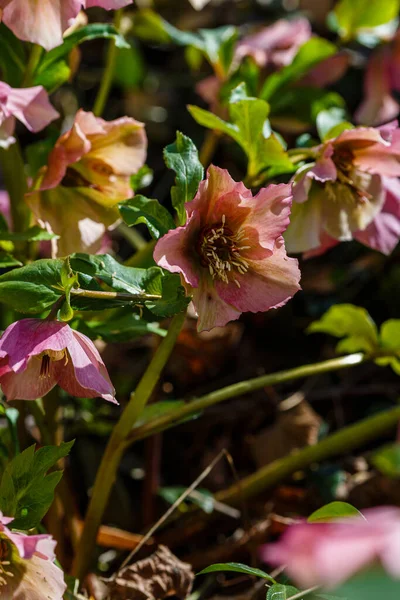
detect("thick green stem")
(125, 353), (366, 446)
(22, 44), (43, 86)
(93, 9), (123, 117)
(71, 311), (185, 580)
(70, 288), (161, 301)
(217, 404), (400, 505)
(0, 142), (30, 233)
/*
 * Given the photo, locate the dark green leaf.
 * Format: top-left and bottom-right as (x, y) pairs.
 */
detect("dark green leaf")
(0, 259), (64, 313)
(145, 272), (190, 317)
(119, 195), (175, 239)
(267, 585), (303, 600)
(164, 132), (204, 224)
(81, 312), (166, 342)
(198, 562), (274, 581)
(372, 444), (400, 478)
(130, 165), (154, 192)
(308, 501), (364, 522)
(0, 253), (22, 268)
(0, 441), (74, 530)
(334, 568), (400, 600)
(0, 24), (26, 86)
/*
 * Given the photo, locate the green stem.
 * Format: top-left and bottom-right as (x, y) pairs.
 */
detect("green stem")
(125, 353), (366, 446)
(71, 311), (186, 580)
(0, 142), (30, 233)
(70, 288), (161, 301)
(22, 44), (43, 86)
(217, 404), (400, 505)
(93, 9), (123, 117)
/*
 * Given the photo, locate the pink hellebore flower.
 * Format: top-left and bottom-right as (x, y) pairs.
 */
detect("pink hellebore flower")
(260, 506), (400, 590)
(0, 511), (66, 599)
(285, 123), (400, 255)
(27, 109), (147, 257)
(356, 32), (400, 126)
(0, 319), (116, 402)
(154, 165), (301, 332)
(0, 82), (59, 149)
(0, 0), (133, 51)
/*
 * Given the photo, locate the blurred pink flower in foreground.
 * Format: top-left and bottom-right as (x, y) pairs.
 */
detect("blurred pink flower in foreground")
(356, 33), (400, 126)
(154, 165), (301, 332)
(27, 109), (147, 257)
(0, 0), (133, 50)
(0, 82), (59, 148)
(285, 123), (400, 255)
(0, 511), (66, 599)
(0, 319), (116, 402)
(261, 506), (400, 589)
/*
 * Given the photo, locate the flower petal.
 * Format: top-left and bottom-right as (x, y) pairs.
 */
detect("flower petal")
(4, 548), (66, 600)
(4, 85), (59, 133)
(192, 275), (241, 332)
(0, 355), (59, 400)
(284, 188), (324, 253)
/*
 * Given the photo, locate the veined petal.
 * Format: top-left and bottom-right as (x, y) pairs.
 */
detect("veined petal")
(5, 85), (59, 133)
(192, 275), (241, 332)
(0, 355), (59, 400)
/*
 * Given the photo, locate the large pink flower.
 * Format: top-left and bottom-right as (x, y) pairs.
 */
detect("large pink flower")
(26, 109), (147, 257)
(0, 511), (66, 599)
(261, 506), (400, 589)
(0, 319), (116, 402)
(154, 166), (301, 331)
(0, 0), (133, 51)
(285, 124), (400, 255)
(356, 32), (400, 126)
(0, 82), (59, 148)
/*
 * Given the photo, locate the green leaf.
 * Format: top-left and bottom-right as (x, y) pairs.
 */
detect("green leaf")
(34, 24), (129, 91)
(163, 132), (204, 224)
(119, 195), (175, 239)
(188, 105), (241, 141)
(130, 165), (154, 192)
(334, 568), (400, 600)
(308, 304), (379, 354)
(261, 38), (337, 102)
(81, 311), (167, 342)
(0, 253), (22, 268)
(267, 584), (302, 599)
(334, 0), (400, 40)
(0, 226), (58, 242)
(316, 108), (353, 142)
(198, 562), (274, 581)
(145, 272), (190, 318)
(372, 443), (400, 478)
(308, 501), (364, 522)
(376, 319), (400, 374)
(0, 441), (74, 530)
(0, 259), (64, 313)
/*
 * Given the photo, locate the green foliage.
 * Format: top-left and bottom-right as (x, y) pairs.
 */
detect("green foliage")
(80, 311), (166, 342)
(316, 108), (353, 141)
(334, 568), (400, 600)
(0, 24), (26, 87)
(145, 272), (190, 317)
(0, 441), (74, 530)
(308, 501), (363, 522)
(119, 195), (175, 239)
(308, 304), (379, 353)
(198, 562), (275, 581)
(372, 443), (400, 478)
(333, 0), (400, 40)
(34, 24), (129, 92)
(376, 319), (400, 374)
(189, 84), (293, 179)
(0, 226), (58, 242)
(260, 38), (337, 102)
(133, 9), (237, 76)
(266, 584), (302, 599)
(163, 132), (204, 224)
(0, 258), (64, 313)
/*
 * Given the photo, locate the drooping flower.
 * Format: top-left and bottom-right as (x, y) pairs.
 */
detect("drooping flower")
(0, 319), (116, 402)
(260, 506), (400, 589)
(26, 109), (147, 257)
(154, 165), (301, 332)
(0, 82), (59, 149)
(285, 123), (400, 255)
(0, 0), (134, 51)
(356, 32), (400, 126)
(0, 511), (66, 599)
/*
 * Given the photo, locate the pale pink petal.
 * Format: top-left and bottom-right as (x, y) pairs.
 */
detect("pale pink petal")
(0, 512), (14, 526)
(312, 144), (337, 181)
(216, 238), (301, 313)
(0, 355), (59, 401)
(5, 85), (59, 133)
(58, 330), (117, 402)
(0, 0), (82, 50)
(5, 530), (50, 559)
(154, 211), (200, 287)
(284, 189), (324, 253)
(3, 551), (66, 600)
(192, 276), (241, 332)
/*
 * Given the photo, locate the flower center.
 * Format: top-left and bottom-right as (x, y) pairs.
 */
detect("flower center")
(38, 349), (68, 378)
(329, 146), (369, 205)
(196, 215), (250, 287)
(0, 539), (14, 587)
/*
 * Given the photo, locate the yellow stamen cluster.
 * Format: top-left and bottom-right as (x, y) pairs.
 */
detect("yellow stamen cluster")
(331, 147), (370, 205)
(0, 540), (13, 587)
(198, 215), (251, 288)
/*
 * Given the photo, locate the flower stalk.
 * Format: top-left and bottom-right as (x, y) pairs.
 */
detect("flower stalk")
(0, 141), (30, 233)
(93, 9), (123, 117)
(71, 310), (186, 580)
